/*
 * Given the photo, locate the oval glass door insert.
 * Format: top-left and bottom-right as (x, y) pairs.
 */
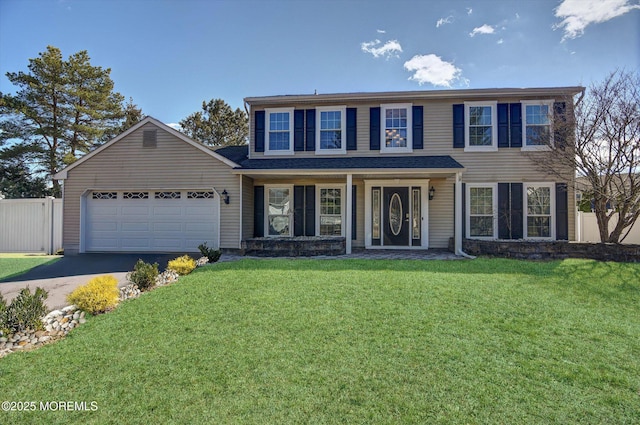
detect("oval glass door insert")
(389, 193), (403, 236)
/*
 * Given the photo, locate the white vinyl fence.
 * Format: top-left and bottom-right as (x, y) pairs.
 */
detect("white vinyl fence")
(576, 210), (640, 244)
(0, 198), (63, 254)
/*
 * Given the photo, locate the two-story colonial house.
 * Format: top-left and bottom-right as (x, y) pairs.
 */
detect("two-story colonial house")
(54, 87), (583, 256)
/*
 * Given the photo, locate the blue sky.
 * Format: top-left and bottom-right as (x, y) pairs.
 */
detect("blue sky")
(1, 0), (638, 126)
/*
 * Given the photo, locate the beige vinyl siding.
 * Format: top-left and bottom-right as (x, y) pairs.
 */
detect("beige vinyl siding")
(62, 123), (240, 252)
(428, 177), (455, 249)
(248, 96), (575, 240)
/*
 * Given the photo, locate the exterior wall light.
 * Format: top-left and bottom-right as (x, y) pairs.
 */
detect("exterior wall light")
(428, 186), (436, 201)
(222, 189), (230, 204)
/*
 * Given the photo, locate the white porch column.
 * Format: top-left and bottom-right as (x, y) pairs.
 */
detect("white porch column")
(346, 173), (353, 254)
(454, 171), (463, 255)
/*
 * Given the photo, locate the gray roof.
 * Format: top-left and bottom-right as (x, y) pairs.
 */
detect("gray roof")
(236, 155), (463, 170)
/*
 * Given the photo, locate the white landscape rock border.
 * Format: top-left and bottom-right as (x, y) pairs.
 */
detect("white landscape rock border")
(0, 257), (209, 358)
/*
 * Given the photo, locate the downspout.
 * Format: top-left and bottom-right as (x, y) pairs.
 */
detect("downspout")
(454, 171), (475, 259)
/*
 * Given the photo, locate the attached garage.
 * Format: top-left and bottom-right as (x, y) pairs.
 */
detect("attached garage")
(84, 190), (219, 252)
(54, 117), (242, 255)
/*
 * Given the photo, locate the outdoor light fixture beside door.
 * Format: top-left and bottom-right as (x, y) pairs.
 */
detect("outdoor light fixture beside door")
(222, 189), (230, 204)
(428, 186), (435, 200)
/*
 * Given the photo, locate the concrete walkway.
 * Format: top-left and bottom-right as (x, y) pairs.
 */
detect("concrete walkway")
(1, 250), (462, 310)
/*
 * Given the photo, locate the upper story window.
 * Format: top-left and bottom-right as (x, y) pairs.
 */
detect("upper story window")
(381, 103), (412, 153)
(265, 108), (294, 155)
(522, 100), (553, 150)
(316, 106), (346, 154)
(465, 102), (497, 152)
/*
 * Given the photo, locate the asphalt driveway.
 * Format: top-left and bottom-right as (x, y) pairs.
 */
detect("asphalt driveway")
(0, 254), (178, 310)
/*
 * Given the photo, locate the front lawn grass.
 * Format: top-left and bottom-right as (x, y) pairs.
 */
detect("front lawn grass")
(0, 255), (60, 280)
(1, 258), (638, 424)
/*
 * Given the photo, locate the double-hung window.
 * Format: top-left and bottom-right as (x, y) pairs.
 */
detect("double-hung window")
(317, 186), (344, 236)
(316, 106), (346, 154)
(381, 103), (412, 153)
(465, 102), (497, 151)
(524, 183), (554, 239)
(466, 184), (497, 238)
(265, 108), (294, 155)
(522, 100), (553, 150)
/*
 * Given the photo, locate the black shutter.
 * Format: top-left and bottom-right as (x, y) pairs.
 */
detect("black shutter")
(305, 185), (315, 236)
(305, 109), (315, 151)
(351, 185), (357, 240)
(556, 182), (568, 240)
(346, 107), (357, 150)
(370, 107), (380, 150)
(254, 110), (265, 152)
(453, 104), (464, 148)
(294, 110), (305, 151)
(511, 183), (523, 239)
(498, 183), (511, 239)
(509, 103), (522, 148)
(293, 186), (305, 236)
(254, 186), (264, 237)
(412, 105), (424, 149)
(554, 102), (567, 150)
(497, 103), (509, 148)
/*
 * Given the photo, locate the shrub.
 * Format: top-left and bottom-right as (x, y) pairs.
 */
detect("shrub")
(198, 242), (222, 263)
(167, 255), (197, 276)
(67, 275), (119, 315)
(4, 287), (48, 333)
(127, 259), (159, 291)
(0, 293), (8, 335)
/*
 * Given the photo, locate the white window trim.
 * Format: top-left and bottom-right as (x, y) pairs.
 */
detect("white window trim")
(524, 182), (555, 240)
(521, 100), (554, 152)
(316, 184), (346, 237)
(315, 106), (347, 155)
(380, 103), (413, 154)
(466, 183), (498, 239)
(264, 107), (294, 156)
(464, 101), (498, 152)
(264, 184), (294, 237)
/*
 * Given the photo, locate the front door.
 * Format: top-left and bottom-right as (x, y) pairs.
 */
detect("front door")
(383, 187), (410, 246)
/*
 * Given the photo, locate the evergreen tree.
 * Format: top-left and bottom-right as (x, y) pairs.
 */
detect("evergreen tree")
(180, 98), (248, 147)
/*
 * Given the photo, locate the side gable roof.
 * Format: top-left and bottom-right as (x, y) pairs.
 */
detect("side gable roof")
(53, 116), (240, 179)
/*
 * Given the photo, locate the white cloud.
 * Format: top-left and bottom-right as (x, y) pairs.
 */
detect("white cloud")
(376, 29), (386, 33)
(497, 38), (504, 44)
(436, 15), (454, 28)
(361, 39), (403, 59)
(403, 54), (463, 87)
(469, 24), (495, 37)
(515, 12), (520, 19)
(166, 123), (182, 131)
(554, 0), (640, 40)
(467, 7), (473, 15)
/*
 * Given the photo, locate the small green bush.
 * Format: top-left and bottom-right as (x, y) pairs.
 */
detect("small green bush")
(127, 259), (159, 291)
(167, 255), (197, 276)
(4, 287), (48, 333)
(0, 293), (8, 335)
(198, 242), (221, 263)
(67, 275), (119, 315)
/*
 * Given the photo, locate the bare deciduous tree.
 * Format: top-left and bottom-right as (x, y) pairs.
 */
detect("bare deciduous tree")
(531, 70), (640, 243)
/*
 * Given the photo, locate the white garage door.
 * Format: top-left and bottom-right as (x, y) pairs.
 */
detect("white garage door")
(85, 190), (219, 252)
